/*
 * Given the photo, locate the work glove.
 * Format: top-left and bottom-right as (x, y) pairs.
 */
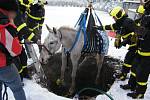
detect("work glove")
(114, 34), (122, 49)
(131, 33), (138, 43)
(32, 36), (41, 45)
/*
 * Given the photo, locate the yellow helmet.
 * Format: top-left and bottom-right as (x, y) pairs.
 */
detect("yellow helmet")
(19, 0), (34, 7)
(109, 6), (126, 19)
(136, 5), (145, 14)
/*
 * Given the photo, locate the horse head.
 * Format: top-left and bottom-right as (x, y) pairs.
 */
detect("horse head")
(39, 24), (62, 64)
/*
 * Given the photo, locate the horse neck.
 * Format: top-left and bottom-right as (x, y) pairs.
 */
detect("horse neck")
(59, 28), (84, 49)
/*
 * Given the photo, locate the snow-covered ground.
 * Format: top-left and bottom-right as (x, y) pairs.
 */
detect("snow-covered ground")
(7, 6), (150, 100)
(6, 79), (71, 100)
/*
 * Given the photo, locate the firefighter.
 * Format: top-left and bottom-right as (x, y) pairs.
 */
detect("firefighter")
(135, 4), (145, 26)
(26, 0), (45, 52)
(0, 0), (26, 99)
(93, 6), (137, 81)
(13, 47), (30, 81)
(14, 0), (40, 81)
(117, 4), (146, 84)
(119, 3), (145, 91)
(120, 0), (150, 99)
(120, 3), (145, 91)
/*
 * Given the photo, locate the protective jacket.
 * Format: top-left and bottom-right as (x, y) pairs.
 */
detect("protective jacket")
(0, 9), (22, 67)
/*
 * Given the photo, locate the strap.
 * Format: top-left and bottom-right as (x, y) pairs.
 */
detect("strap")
(83, 12), (87, 49)
(93, 10), (103, 26)
(74, 8), (88, 28)
(65, 12), (87, 53)
(74, 14), (82, 28)
(65, 24), (82, 53)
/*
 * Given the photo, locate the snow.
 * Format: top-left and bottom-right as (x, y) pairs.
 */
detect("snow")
(41, 6), (115, 43)
(96, 78), (150, 100)
(7, 6), (150, 100)
(6, 79), (72, 100)
(107, 38), (128, 61)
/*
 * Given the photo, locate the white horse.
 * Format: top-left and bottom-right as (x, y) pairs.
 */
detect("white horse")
(40, 25), (105, 94)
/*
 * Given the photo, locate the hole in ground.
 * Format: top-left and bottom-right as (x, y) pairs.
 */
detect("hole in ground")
(40, 53), (122, 99)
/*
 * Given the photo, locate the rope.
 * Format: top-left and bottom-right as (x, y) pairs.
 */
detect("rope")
(74, 87), (114, 100)
(20, 42), (53, 56)
(93, 10), (103, 26)
(3, 84), (8, 100)
(74, 14), (82, 28)
(82, 10), (88, 50)
(74, 8), (88, 28)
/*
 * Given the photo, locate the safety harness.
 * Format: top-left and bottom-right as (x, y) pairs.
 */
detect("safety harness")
(64, 7), (104, 56)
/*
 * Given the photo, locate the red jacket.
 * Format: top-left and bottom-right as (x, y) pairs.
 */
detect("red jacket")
(0, 9), (22, 67)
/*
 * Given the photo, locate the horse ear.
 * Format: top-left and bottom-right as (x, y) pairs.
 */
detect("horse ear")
(53, 27), (57, 35)
(46, 24), (53, 33)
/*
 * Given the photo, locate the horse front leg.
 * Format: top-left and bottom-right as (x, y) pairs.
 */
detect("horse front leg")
(57, 50), (67, 85)
(95, 54), (104, 84)
(69, 53), (81, 94)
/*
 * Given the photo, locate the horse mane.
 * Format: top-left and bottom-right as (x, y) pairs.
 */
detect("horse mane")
(58, 26), (77, 32)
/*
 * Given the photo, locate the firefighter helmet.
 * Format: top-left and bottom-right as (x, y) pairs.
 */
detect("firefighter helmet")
(109, 6), (126, 20)
(136, 5), (145, 14)
(19, 0), (34, 7)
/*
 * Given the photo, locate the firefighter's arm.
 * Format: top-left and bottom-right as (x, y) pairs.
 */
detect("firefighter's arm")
(14, 12), (39, 43)
(122, 19), (137, 44)
(114, 33), (133, 49)
(121, 32), (138, 46)
(93, 23), (119, 31)
(17, 23), (39, 43)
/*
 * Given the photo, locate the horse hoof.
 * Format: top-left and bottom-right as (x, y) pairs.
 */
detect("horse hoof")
(69, 87), (75, 95)
(64, 92), (73, 97)
(56, 79), (64, 86)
